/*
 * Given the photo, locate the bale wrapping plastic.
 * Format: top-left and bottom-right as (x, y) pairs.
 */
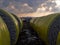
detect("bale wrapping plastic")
(0, 17), (10, 45)
(11, 13), (23, 43)
(0, 9), (19, 45)
(11, 13), (23, 31)
(30, 13), (60, 45)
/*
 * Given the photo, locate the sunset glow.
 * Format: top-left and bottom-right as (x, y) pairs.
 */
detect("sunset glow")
(0, 0), (60, 17)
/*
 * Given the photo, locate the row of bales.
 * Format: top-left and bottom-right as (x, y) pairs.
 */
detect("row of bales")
(30, 13), (60, 45)
(0, 9), (23, 45)
(0, 9), (60, 45)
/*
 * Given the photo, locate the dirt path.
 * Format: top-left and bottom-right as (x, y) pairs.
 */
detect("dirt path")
(16, 18), (45, 45)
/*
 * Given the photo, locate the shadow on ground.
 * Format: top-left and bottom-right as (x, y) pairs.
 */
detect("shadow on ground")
(16, 17), (45, 45)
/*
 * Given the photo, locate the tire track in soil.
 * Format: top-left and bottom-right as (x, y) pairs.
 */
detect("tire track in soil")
(16, 17), (45, 45)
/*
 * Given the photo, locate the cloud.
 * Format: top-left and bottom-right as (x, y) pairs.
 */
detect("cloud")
(0, 0), (50, 13)
(20, 3), (33, 13)
(0, 0), (60, 17)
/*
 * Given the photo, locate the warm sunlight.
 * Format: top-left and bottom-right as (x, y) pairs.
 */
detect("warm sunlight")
(55, 0), (60, 6)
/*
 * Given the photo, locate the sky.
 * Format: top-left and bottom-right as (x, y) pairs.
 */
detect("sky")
(0, 0), (60, 17)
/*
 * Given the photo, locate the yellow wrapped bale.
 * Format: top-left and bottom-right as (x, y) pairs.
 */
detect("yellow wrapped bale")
(0, 17), (10, 45)
(0, 9), (19, 45)
(11, 13), (23, 43)
(11, 13), (23, 32)
(30, 13), (60, 45)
